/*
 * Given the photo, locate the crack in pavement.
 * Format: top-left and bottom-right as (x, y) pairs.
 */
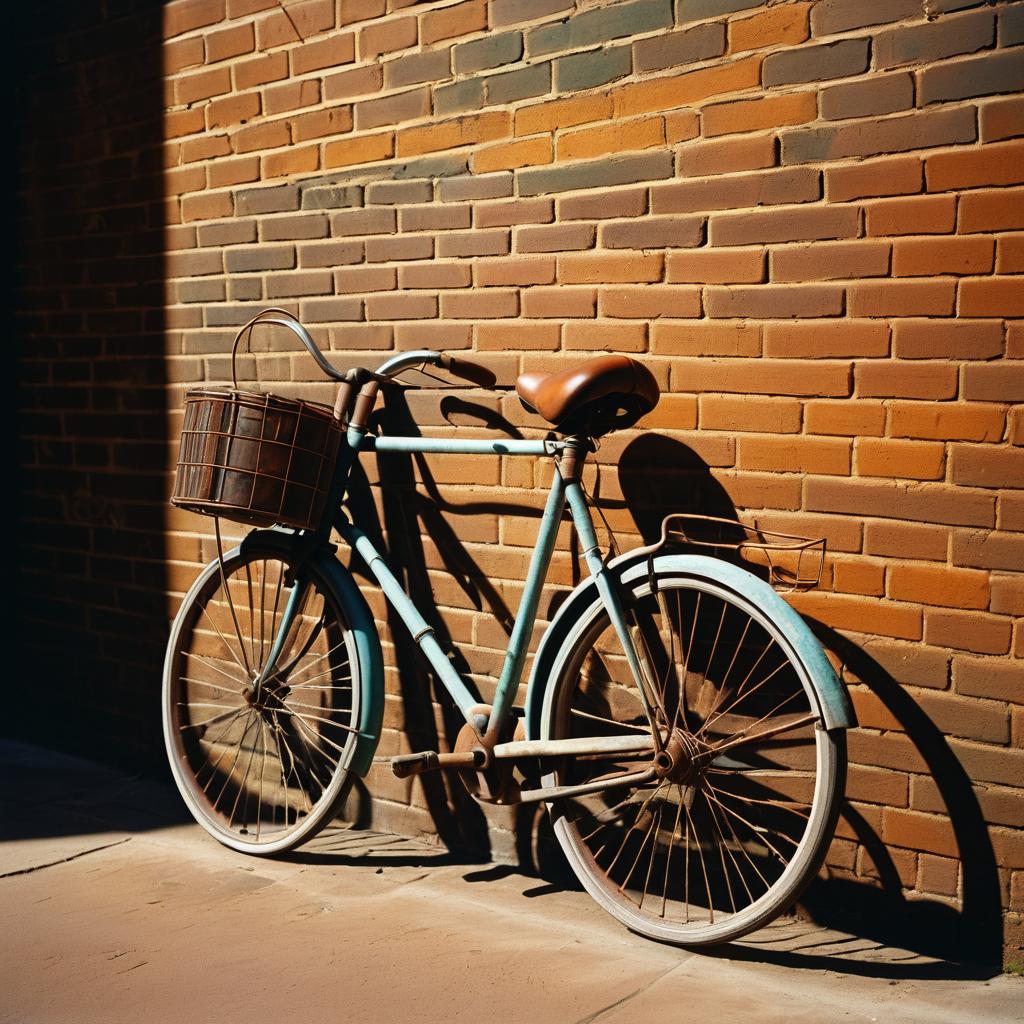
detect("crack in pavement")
(573, 959), (687, 1024)
(0, 837), (132, 879)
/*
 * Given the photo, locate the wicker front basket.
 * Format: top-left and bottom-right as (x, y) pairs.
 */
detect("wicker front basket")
(171, 387), (342, 531)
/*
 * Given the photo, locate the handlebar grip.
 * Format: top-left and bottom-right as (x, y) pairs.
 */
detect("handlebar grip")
(437, 353), (497, 389)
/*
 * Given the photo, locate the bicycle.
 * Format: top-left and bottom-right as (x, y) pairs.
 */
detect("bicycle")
(164, 307), (853, 947)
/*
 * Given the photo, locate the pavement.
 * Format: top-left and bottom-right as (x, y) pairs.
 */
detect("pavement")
(0, 739), (1020, 1024)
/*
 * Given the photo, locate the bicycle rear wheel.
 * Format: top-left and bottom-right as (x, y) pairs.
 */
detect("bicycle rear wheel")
(541, 560), (845, 946)
(163, 543), (362, 855)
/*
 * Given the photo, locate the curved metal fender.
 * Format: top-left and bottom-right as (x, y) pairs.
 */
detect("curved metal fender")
(238, 530), (385, 777)
(524, 551), (854, 741)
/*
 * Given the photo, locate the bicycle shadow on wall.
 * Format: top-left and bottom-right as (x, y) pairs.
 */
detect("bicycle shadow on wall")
(614, 434), (1003, 978)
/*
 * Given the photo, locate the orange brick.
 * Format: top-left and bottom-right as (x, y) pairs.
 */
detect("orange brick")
(207, 154), (260, 187)
(397, 111), (510, 157)
(925, 140), (1024, 191)
(980, 95), (1024, 144)
(473, 136), (551, 174)
(323, 131), (394, 168)
(959, 277), (1024, 317)
(665, 109), (700, 143)
(865, 194), (956, 236)
(598, 286), (701, 319)
(855, 438), (946, 481)
(359, 15), (416, 59)
(557, 252), (664, 285)
(996, 233), (1024, 272)
(789, 591), (922, 641)
(475, 255), (555, 287)
(652, 322), (760, 357)
(638, 393), (699, 430)
(678, 134), (775, 177)
(263, 145), (319, 178)
(826, 155), (922, 202)
(699, 394), (802, 433)
(763, 320), (890, 358)
(181, 190), (233, 222)
(702, 91), (816, 137)
(728, 2), (810, 52)
(888, 563), (989, 610)
(833, 559), (885, 597)
(883, 809), (958, 858)
(205, 22), (255, 63)
(805, 400), (887, 437)
(666, 248), (764, 284)
(739, 435), (851, 474)
(205, 91), (260, 130)
(770, 240), (890, 282)
(420, 0), (485, 44)
(234, 52), (288, 90)
(521, 287), (596, 319)
(166, 107), (206, 139)
(515, 94), (613, 137)
(958, 187), (1024, 232)
(613, 55), (762, 118)
(890, 402), (1005, 443)
(557, 116), (665, 160)
(563, 322), (647, 352)
(476, 322), (561, 350)
(893, 236), (995, 277)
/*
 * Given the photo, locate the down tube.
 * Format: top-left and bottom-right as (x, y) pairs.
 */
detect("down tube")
(487, 469), (566, 736)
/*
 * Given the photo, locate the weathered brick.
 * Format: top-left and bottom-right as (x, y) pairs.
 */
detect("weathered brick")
(228, 185), (300, 220)
(557, 117), (665, 161)
(331, 207), (396, 236)
(355, 87), (430, 131)
(820, 73), (914, 121)
(598, 286), (701, 319)
(564, 321), (648, 351)
(805, 399), (887, 437)
(633, 23), (725, 73)
(865, 194), (956, 237)
(709, 205), (859, 246)
(652, 167), (820, 214)
(874, 8), (994, 70)
(206, 22), (254, 63)
(856, 438), (945, 481)
(810, 0), (921, 35)
(164, 0), (225, 38)
(359, 16), (417, 60)
(234, 52), (288, 90)
(260, 213), (329, 241)
(264, 80), (320, 116)
(176, 66), (232, 105)
(763, 38), (868, 87)
(559, 188), (647, 220)
(439, 172), (514, 202)
(490, 0), (572, 29)
(848, 280), (956, 317)
(557, 252), (664, 284)
(476, 196), (553, 228)
(436, 228), (510, 258)
(700, 394), (801, 433)
(653, 321), (760, 357)
(291, 33), (356, 75)
(266, 269), (333, 299)
(781, 107), (976, 164)
(399, 203), (470, 232)
(952, 528), (1024, 572)
(527, 0), (672, 57)
(676, 0), (765, 22)
(476, 256), (556, 287)
(739, 435), (850, 474)
(917, 49), (1024, 106)
(384, 48), (451, 90)
(256, 0), (332, 49)
(486, 62), (552, 105)
(891, 401), (1005, 443)
(474, 137), (552, 173)
(958, 187), (1024, 232)
(703, 91), (817, 137)
(396, 111), (511, 157)
(454, 31), (523, 74)
(434, 79), (485, 115)
(519, 152), (673, 196)
(600, 215), (703, 249)
(925, 608), (1012, 656)
(297, 239), (363, 268)
(300, 184), (363, 210)
(614, 54), (762, 118)
(951, 445), (1024, 489)
(323, 64), (383, 101)
(678, 134), (776, 177)
(299, 296), (363, 322)
(554, 46), (631, 93)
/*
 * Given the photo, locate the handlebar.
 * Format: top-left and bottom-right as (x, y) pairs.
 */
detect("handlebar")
(232, 310), (497, 391)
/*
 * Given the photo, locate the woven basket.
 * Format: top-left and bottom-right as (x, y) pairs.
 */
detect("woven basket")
(171, 310), (343, 531)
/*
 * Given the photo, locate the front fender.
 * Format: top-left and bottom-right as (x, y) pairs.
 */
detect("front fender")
(525, 551), (854, 741)
(239, 529), (384, 776)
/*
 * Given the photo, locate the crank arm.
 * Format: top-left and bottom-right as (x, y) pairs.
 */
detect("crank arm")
(490, 734), (656, 760)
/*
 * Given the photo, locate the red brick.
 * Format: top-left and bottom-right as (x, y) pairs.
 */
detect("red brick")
(234, 52), (288, 90)
(205, 22), (254, 62)
(996, 233), (1024, 273)
(291, 33), (356, 75)
(864, 521), (950, 562)
(176, 66), (231, 105)
(856, 361), (957, 400)
(702, 91), (816, 137)
(165, 36), (204, 74)
(951, 444), (1024, 489)
(264, 80), (321, 116)
(669, 358), (851, 397)
(205, 92), (260, 130)
(516, 223), (595, 253)
(257, 0), (333, 49)
(891, 319), (1004, 360)
(764, 321), (890, 358)
(790, 591), (922, 641)
(678, 133), (775, 177)
(705, 284), (843, 319)
(925, 608), (1012, 656)
(892, 236), (994, 277)
(441, 290), (518, 319)
(888, 563), (989, 610)
(164, 0), (225, 38)
(979, 95), (1024, 144)
(359, 15), (416, 59)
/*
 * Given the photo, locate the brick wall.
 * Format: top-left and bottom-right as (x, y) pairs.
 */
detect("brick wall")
(15, 5), (169, 769)
(160, 0), (1024, 964)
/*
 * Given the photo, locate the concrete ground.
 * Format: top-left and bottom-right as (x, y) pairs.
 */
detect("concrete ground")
(1, 740), (1019, 1024)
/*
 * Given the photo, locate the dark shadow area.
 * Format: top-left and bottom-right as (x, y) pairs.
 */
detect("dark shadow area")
(13, 6), (168, 775)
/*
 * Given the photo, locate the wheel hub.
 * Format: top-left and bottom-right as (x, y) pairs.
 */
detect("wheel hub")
(652, 730), (708, 785)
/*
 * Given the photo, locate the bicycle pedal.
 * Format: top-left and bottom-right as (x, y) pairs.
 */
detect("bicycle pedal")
(390, 751), (440, 779)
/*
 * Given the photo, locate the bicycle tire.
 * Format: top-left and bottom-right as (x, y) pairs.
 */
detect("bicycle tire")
(540, 556), (846, 946)
(163, 542), (364, 855)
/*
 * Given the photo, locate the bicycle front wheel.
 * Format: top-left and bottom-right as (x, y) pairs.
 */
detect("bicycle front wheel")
(541, 560), (846, 946)
(163, 543), (363, 855)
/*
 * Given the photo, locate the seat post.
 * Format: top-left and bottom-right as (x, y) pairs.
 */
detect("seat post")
(554, 434), (592, 483)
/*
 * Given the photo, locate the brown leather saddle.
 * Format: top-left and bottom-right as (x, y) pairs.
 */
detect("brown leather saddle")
(516, 354), (660, 436)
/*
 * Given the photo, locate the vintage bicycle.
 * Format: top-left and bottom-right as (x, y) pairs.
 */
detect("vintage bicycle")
(164, 307), (852, 947)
